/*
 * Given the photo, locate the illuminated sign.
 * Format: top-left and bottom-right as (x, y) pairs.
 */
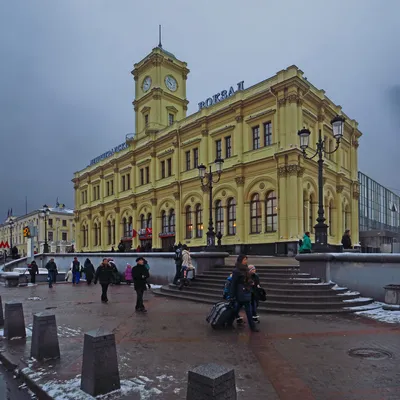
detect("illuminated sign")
(89, 142), (129, 166)
(198, 81), (244, 110)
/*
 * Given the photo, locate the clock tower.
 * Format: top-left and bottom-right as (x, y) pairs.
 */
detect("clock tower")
(132, 44), (190, 137)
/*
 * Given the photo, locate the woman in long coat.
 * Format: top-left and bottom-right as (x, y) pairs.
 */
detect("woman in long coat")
(84, 258), (95, 285)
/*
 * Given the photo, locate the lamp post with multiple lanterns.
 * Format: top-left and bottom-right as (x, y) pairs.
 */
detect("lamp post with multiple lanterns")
(40, 204), (51, 253)
(297, 115), (346, 252)
(198, 158), (224, 251)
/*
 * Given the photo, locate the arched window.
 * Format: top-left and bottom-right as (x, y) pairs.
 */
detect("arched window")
(227, 198), (236, 235)
(344, 205), (350, 232)
(303, 191), (308, 233)
(161, 210), (168, 233)
(250, 194), (261, 234)
(94, 223), (98, 246)
(140, 214), (145, 230)
(169, 209), (175, 232)
(147, 213), (152, 229)
(195, 204), (203, 238)
(82, 225), (88, 247)
(107, 220), (112, 245)
(215, 200), (224, 235)
(112, 220), (116, 244)
(98, 223), (101, 246)
(265, 191), (277, 232)
(328, 200), (333, 236)
(122, 217), (128, 237)
(186, 206), (192, 239)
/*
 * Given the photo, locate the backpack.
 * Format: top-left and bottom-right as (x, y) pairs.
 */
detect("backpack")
(298, 239), (303, 247)
(223, 276), (232, 300)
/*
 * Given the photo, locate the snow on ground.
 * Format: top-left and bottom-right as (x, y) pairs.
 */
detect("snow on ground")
(337, 291), (359, 296)
(343, 297), (373, 303)
(0, 327), (32, 338)
(354, 302), (400, 324)
(150, 284), (162, 289)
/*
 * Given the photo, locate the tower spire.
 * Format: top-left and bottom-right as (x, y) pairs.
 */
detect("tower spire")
(158, 24), (162, 48)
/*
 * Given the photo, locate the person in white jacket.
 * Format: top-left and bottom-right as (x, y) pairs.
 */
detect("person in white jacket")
(65, 268), (73, 283)
(179, 245), (196, 290)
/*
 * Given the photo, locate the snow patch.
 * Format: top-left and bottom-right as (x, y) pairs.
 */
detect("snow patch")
(337, 291), (359, 296)
(28, 297), (42, 301)
(0, 327), (32, 338)
(150, 284), (162, 289)
(343, 297), (373, 303)
(331, 284), (348, 290)
(355, 302), (400, 324)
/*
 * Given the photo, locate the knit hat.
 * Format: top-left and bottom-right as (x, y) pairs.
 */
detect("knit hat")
(248, 265), (256, 273)
(126, 263), (132, 268)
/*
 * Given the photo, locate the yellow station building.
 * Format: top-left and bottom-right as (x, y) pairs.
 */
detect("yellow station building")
(73, 44), (361, 255)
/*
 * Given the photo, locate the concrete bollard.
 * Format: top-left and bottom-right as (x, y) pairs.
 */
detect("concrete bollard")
(0, 296), (4, 326)
(187, 363), (237, 400)
(80, 329), (120, 396)
(31, 312), (60, 360)
(4, 302), (26, 339)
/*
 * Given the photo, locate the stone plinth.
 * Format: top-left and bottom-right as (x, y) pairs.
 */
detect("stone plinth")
(187, 363), (237, 400)
(4, 302), (26, 339)
(31, 312), (60, 360)
(0, 296), (4, 326)
(384, 284), (400, 305)
(80, 329), (120, 396)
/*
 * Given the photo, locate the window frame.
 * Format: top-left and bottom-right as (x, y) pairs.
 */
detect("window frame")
(265, 191), (278, 233)
(225, 136), (232, 158)
(185, 151), (191, 171)
(227, 198), (236, 235)
(215, 139), (222, 159)
(250, 193), (262, 234)
(185, 206), (193, 239)
(195, 204), (203, 238)
(263, 122), (272, 147)
(215, 200), (224, 235)
(193, 148), (199, 168)
(252, 126), (260, 150)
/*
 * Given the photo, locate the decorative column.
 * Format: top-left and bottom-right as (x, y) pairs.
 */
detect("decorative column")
(131, 203), (138, 249)
(87, 214), (92, 250)
(74, 213), (80, 251)
(200, 128), (209, 165)
(115, 206), (120, 245)
(173, 192), (181, 244)
(286, 165), (299, 239)
(202, 186), (210, 244)
(151, 198), (159, 250)
(235, 177), (245, 243)
(335, 186), (343, 242)
(352, 183), (360, 244)
(297, 167), (305, 237)
(113, 166), (119, 198)
(234, 115), (244, 161)
(277, 166), (288, 239)
(150, 151), (157, 186)
(99, 174), (104, 201)
(277, 97), (287, 148)
(130, 162), (136, 191)
(100, 210), (106, 250)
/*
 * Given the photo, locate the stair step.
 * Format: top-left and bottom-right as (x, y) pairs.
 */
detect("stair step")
(206, 271), (310, 278)
(188, 281), (335, 291)
(195, 276), (320, 284)
(217, 267), (300, 273)
(153, 288), (377, 314)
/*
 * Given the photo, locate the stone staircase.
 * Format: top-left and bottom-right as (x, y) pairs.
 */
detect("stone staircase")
(153, 264), (378, 313)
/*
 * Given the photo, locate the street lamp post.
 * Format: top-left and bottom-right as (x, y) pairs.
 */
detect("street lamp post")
(40, 204), (51, 253)
(298, 115), (345, 252)
(198, 158), (224, 251)
(8, 218), (14, 256)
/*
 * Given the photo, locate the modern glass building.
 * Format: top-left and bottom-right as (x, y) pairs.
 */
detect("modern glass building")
(358, 171), (400, 251)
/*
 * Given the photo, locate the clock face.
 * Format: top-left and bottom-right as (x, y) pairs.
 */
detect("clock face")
(165, 75), (177, 92)
(143, 76), (152, 92)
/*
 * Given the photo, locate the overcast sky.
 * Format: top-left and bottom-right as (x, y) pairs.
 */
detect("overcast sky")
(1, 0), (399, 218)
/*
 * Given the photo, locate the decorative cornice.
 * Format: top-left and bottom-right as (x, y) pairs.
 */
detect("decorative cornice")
(245, 109), (275, 123)
(99, 210), (105, 217)
(317, 114), (325, 123)
(157, 148), (175, 158)
(182, 137), (202, 148)
(352, 138), (359, 149)
(336, 185), (344, 194)
(297, 167), (305, 178)
(278, 165), (302, 177)
(287, 94), (300, 104)
(150, 151), (157, 158)
(235, 176), (245, 186)
(277, 166), (287, 177)
(201, 129), (209, 137)
(209, 125), (235, 137)
(235, 115), (243, 123)
(353, 182), (360, 200)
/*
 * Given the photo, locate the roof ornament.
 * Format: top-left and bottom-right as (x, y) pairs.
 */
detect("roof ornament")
(158, 24), (162, 48)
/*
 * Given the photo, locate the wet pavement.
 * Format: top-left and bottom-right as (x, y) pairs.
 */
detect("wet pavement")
(0, 282), (399, 399)
(0, 366), (34, 399)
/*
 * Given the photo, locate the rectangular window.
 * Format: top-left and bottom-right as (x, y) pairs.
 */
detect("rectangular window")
(126, 173), (131, 189)
(144, 114), (149, 126)
(193, 148), (199, 168)
(48, 219), (53, 227)
(252, 126), (260, 150)
(264, 122), (272, 146)
(48, 231), (53, 241)
(62, 220), (67, 227)
(185, 151), (191, 171)
(168, 113), (174, 126)
(62, 232), (67, 241)
(225, 136), (232, 158)
(140, 169), (144, 185)
(145, 166), (150, 183)
(110, 180), (114, 195)
(161, 160), (166, 178)
(167, 158), (172, 176)
(122, 175), (126, 191)
(216, 139), (222, 159)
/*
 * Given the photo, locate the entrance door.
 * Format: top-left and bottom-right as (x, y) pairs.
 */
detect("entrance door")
(161, 236), (175, 252)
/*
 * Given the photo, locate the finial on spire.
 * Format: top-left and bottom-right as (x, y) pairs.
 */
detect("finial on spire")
(158, 25), (162, 48)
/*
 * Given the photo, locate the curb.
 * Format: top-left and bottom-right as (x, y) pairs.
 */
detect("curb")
(0, 347), (53, 400)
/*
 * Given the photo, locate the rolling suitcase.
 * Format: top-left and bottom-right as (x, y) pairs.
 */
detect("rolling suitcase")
(206, 301), (235, 329)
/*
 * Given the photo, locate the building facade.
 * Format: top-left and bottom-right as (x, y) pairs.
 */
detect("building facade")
(358, 171), (400, 252)
(0, 205), (76, 256)
(73, 45), (361, 255)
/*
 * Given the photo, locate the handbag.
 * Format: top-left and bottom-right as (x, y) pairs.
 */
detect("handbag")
(256, 287), (267, 302)
(237, 283), (252, 303)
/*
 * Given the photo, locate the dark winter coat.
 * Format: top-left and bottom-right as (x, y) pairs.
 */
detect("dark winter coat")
(341, 234), (352, 249)
(94, 264), (114, 284)
(45, 261), (57, 272)
(72, 260), (81, 273)
(84, 259), (95, 280)
(29, 262), (39, 275)
(229, 264), (252, 301)
(132, 264), (150, 291)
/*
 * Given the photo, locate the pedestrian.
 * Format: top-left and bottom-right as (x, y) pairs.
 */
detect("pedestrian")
(111, 246), (115, 252)
(94, 258), (114, 303)
(118, 240), (125, 252)
(341, 229), (352, 250)
(45, 258), (58, 288)
(248, 265), (260, 323)
(132, 257), (150, 312)
(108, 259), (121, 284)
(179, 245), (195, 290)
(125, 263), (133, 285)
(65, 267), (73, 283)
(299, 232), (312, 254)
(172, 244), (183, 285)
(71, 257), (81, 285)
(84, 258), (95, 285)
(28, 260), (39, 284)
(230, 254), (259, 332)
